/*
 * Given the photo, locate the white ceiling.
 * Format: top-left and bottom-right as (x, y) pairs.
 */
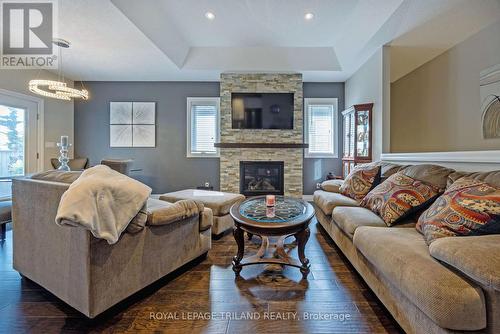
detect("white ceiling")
(56, 0), (500, 82)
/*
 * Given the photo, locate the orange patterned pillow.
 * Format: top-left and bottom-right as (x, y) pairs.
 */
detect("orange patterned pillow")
(417, 177), (500, 244)
(360, 172), (440, 226)
(340, 164), (380, 201)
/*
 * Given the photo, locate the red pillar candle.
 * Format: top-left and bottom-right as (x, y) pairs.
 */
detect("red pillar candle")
(266, 195), (275, 207)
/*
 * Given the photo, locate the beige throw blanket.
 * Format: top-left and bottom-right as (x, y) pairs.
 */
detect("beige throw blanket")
(55, 165), (152, 244)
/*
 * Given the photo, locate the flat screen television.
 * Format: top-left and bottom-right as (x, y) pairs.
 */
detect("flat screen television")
(231, 93), (294, 129)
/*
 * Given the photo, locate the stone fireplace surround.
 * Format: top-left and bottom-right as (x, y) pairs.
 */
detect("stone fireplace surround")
(219, 73), (304, 197)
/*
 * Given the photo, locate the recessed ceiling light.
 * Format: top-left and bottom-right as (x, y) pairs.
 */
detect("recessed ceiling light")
(205, 11), (215, 20)
(304, 12), (314, 20)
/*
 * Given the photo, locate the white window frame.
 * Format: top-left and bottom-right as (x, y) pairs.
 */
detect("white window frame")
(304, 97), (338, 158)
(186, 97), (220, 158)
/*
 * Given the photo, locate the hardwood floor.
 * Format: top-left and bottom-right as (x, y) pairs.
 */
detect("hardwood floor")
(0, 219), (402, 333)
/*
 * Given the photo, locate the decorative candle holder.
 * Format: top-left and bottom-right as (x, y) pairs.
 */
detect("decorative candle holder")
(57, 136), (72, 171)
(266, 195), (276, 207)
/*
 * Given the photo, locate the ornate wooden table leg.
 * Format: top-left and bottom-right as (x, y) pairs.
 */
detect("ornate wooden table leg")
(232, 226), (245, 276)
(295, 227), (311, 278)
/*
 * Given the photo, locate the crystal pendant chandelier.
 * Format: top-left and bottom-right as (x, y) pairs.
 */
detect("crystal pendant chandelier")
(29, 39), (89, 101)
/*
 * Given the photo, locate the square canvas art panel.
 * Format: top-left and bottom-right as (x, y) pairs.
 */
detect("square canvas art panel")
(133, 102), (156, 124)
(110, 102), (132, 124)
(110, 125), (132, 147)
(133, 125), (156, 147)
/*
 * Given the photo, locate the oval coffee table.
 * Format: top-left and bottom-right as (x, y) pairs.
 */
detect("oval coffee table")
(230, 196), (315, 278)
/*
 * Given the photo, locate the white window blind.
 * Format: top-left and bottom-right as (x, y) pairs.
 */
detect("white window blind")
(187, 98), (220, 157)
(308, 105), (333, 153)
(304, 98), (338, 158)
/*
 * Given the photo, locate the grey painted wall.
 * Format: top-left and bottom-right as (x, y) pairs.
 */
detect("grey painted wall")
(75, 81), (344, 194)
(303, 82), (345, 194)
(74, 82), (220, 193)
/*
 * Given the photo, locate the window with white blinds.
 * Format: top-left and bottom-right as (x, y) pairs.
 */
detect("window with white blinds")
(304, 98), (338, 158)
(187, 97), (220, 157)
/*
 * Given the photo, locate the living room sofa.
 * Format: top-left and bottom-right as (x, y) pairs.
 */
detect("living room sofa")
(314, 162), (500, 334)
(12, 177), (212, 318)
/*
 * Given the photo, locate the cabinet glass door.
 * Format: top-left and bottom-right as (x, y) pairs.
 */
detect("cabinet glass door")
(348, 112), (355, 158)
(356, 110), (369, 158)
(343, 113), (350, 158)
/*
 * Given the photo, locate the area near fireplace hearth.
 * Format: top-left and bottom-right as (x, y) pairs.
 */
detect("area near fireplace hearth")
(219, 73), (304, 197)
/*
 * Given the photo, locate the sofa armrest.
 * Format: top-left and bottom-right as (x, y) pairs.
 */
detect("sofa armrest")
(320, 179), (344, 193)
(429, 235), (500, 291)
(147, 199), (204, 226)
(200, 207), (213, 232)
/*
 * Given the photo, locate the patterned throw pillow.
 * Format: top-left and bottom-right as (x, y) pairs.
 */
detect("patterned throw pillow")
(340, 164), (380, 201)
(416, 177), (500, 244)
(360, 172), (440, 226)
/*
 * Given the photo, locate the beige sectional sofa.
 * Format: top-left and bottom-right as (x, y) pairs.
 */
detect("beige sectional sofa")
(314, 163), (500, 334)
(12, 177), (212, 318)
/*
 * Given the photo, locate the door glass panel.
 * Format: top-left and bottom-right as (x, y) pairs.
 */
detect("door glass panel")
(356, 110), (369, 157)
(0, 104), (25, 198)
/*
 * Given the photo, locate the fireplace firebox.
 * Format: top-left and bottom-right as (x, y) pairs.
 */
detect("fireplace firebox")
(240, 161), (284, 197)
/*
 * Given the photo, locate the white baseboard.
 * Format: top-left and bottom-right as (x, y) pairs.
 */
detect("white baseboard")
(381, 150), (500, 172)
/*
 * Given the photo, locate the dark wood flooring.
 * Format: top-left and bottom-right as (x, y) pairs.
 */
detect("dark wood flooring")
(0, 219), (402, 333)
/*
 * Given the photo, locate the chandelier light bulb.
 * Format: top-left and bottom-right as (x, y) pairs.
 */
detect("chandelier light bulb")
(205, 11), (215, 20)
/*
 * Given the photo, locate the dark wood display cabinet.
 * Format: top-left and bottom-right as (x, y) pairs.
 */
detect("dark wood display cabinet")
(341, 103), (373, 178)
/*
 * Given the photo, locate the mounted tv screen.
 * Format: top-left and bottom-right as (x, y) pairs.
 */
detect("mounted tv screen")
(231, 93), (294, 129)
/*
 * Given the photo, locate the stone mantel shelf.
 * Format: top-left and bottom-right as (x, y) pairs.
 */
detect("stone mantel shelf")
(214, 143), (309, 149)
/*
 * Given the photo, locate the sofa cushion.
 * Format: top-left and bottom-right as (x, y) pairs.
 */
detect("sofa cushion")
(313, 190), (359, 216)
(333, 206), (415, 239)
(379, 162), (408, 181)
(332, 207), (386, 239)
(126, 202), (148, 234)
(361, 172), (440, 226)
(320, 179), (343, 193)
(353, 227), (486, 331)
(147, 198), (203, 226)
(429, 235), (500, 291)
(448, 170), (500, 188)
(402, 164), (455, 191)
(417, 177), (500, 244)
(30, 170), (82, 184)
(340, 163), (380, 200)
(160, 189), (244, 216)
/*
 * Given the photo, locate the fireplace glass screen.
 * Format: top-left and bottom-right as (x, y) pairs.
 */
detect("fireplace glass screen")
(240, 161), (284, 196)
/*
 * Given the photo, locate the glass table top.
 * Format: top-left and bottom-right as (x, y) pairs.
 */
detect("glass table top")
(239, 196), (309, 223)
